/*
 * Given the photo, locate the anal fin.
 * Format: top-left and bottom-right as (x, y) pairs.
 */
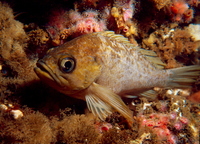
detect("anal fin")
(138, 89), (158, 100)
(124, 89), (158, 100)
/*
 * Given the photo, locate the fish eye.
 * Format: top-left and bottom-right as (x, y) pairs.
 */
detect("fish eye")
(60, 57), (76, 73)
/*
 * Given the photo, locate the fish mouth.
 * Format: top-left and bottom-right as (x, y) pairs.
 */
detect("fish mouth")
(34, 60), (64, 87)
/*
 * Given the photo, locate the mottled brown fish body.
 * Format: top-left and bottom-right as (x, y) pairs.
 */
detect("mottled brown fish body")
(40, 32), (169, 96)
(89, 33), (170, 96)
(34, 31), (200, 127)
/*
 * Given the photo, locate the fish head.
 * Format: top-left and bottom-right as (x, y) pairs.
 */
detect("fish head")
(34, 40), (102, 97)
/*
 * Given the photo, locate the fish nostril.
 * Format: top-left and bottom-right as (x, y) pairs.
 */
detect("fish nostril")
(36, 60), (48, 73)
(36, 61), (41, 67)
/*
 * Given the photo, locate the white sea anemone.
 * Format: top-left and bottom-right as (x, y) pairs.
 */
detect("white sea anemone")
(187, 24), (200, 41)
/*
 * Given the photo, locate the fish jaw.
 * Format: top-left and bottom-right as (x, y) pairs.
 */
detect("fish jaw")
(35, 60), (64, 86)
(34, 60), (76, 95)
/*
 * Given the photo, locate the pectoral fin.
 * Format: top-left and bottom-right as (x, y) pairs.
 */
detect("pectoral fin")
(86, 82), (133, 127)
(86, 94), (113, 121)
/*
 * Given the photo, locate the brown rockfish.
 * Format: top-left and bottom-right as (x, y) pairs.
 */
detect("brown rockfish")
(34, 31), (200, 126)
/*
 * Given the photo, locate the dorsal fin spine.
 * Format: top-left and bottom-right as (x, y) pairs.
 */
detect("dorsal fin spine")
(99, 31), (166, 69)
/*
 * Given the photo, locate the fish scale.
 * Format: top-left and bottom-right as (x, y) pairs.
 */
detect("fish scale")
(96, 34), (167, 94)
(34, 31), (200, 127)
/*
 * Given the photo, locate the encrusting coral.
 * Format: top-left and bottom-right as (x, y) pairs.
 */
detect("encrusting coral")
(0, 0), (199, 143)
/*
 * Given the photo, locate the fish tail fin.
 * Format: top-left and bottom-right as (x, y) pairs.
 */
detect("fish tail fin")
(86, 82), (133, 127)
(168, 65), (200, 88)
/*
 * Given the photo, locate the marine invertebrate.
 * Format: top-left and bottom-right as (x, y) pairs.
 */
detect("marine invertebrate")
(65, 10), (107, 37)
(0, 103), (23, 119)
(44, 0), (138, 46)
(95, 122), (113, 133)
(10, 110), (24, 119)
(27, 28), (50, 58)
(45, 10), (68, 46)
(111, 0), (138, 44)
(129, 85), (200, 143)
(142, 26), (200, 68)
(136, 94), (198, 144)
(130, 133), (151, 144)
(151, 0), (171, 10)
(47, 9), (107, 46)
(54, 114), (100, 143)
(187, 0), (200, 6)
(0, 2), (39, 96)
(187, 24), (200, 41)
(168, 0), (194, 23)
(0, 109), (54, 143)
(27, 28), (49, 46)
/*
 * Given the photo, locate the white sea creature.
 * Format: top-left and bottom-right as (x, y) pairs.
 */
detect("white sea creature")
(10, 110), (24, 119)
(187, 24), (200, 42)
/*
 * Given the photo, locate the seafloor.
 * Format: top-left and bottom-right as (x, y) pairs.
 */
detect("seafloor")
(0, 0), (199, 144)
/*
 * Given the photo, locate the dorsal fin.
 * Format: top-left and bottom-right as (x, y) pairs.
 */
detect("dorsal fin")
(99, 31), (166, 69)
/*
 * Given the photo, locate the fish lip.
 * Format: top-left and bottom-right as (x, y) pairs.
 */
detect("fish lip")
(35, 60), (63, 86)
